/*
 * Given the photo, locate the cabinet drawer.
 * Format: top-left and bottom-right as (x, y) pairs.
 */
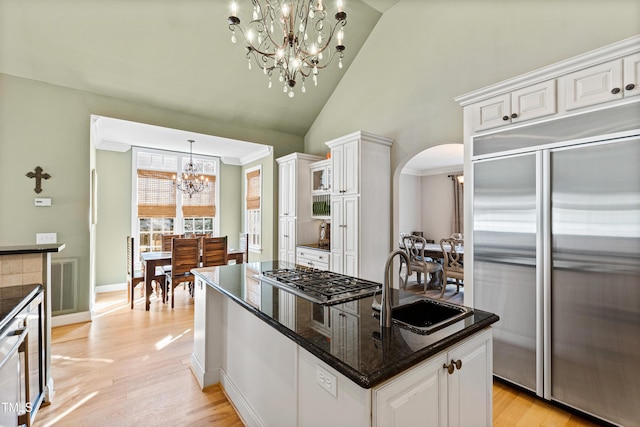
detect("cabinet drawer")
(296, 247), (330, 270)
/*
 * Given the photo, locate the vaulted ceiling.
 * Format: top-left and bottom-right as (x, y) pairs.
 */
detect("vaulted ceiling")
(0, 0), (397, 137)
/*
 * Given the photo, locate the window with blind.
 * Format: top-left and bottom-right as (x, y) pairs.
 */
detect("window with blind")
(133, 147), (219, 255)
(246, 166), (261, 251)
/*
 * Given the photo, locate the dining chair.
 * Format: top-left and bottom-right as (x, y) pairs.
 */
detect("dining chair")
(440, 238), (464, 297)
(127, 236), (144, 309)
(402, 235), (442, 293)
(164, 237), (200, 308)
(161, 234), (183, 252)
(239, 232), (248, 263)
(202, 236), (228, 267)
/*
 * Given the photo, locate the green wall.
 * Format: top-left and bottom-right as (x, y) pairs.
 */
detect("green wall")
(0, 72), (304, 314)
(305, 0), (640, 170)
(95, 150), (132, 286)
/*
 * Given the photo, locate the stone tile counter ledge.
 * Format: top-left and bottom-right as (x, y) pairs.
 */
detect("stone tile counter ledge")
(191, 261), (499, 427)
(0, 242), (64, 417)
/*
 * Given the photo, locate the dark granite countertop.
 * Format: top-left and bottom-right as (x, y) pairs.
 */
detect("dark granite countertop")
(296, 243), (330, 252)
(0, 284), (43, 331)
(192, 261), (499, 389)
(0, 243), (65, 255)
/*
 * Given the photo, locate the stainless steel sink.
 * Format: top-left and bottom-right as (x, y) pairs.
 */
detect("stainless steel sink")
(391, 299), (474, 335)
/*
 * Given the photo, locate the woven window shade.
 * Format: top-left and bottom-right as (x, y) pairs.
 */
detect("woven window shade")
(182, 176), (216, 217)
(246, 169), (261, 210)
(137, 169), (176, 218)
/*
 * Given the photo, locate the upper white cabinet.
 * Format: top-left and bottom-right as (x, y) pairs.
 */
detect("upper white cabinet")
(326, 131), (393, 283)
(472, 80), (557, 131)
(459, 36), (640, 135)
(623, 52), (640, 98)
(277, 153), (324, 264)
(565, 52), (640, 110)
(331, 139), (359, 196)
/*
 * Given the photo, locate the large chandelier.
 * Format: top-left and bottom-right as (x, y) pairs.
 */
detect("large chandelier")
(175, 140), (209, 198)
(228, 0), (347, 98)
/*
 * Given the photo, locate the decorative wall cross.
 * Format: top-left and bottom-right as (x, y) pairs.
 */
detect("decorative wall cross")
(26, 166), (51, 194)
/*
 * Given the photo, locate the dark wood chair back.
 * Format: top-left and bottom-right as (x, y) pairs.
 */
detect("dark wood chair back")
(202, 236), (228, 267)
(127, 236), (144, 309)
(165, 237), (199, 308)
(171, 238), (200, 278)
(162, 234), (183, 252)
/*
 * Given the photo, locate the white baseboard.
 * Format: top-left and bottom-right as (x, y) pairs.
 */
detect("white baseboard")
(51, 310), (92, 327)
(221, 370), (264, 427)
(95, 282), (127, 293)
(189, 353), (221, 390)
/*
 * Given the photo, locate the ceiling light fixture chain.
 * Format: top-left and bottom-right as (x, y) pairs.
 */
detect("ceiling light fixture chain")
(228, 0), (347, 98)
(175, 139), (209, 198)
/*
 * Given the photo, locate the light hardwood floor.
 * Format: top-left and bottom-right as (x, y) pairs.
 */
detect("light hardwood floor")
(35, 287), (599, 427)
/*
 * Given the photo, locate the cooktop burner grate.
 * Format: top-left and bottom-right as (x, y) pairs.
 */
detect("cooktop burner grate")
(259, 267), (381, 305)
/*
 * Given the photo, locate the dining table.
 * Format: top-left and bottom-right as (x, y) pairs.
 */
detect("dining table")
(140, 251), (172, 311)
(140, 248), (246, 311)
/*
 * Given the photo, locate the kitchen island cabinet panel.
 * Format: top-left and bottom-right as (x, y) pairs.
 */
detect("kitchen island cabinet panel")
(298, 348), (371, 427)
(374, 328), (492, 427)
(191, 263), (498, 427)
(225, 300), (298, 427)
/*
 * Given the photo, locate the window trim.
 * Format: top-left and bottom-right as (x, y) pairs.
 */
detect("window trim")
(245, 164), (262, 253)
(131, 146), (220, 262)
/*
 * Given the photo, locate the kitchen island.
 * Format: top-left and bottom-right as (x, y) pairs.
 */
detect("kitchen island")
(191, 261), (499, 427)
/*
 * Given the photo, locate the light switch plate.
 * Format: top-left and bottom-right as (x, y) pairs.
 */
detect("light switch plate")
(36, 233), (57, 244)
(316, 364), (337, 397)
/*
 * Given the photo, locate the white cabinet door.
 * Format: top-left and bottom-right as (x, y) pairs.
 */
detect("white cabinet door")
(330, 196), (345, 274)
(446, 328), (493, 427)
(472, 93), (511, 131)
(623, 52), (640, 99)
(374, 353), (448, 427)
(331, 143), (344, 196)
(279, 160), (296, 217)
(279, 217), (296, 263)
(511, 80), (557, 124)
(472, 81), (556, 131)
(343, 195), (359, 277)
(331, 139), (359, 195)
(285, 218), (296, 264)
(342, 140), (359, 195)
(278, 217), (288, 261)
(331, 195), (359, 276)
(374, 328), (493, 427)
(565, 59), (623, 110)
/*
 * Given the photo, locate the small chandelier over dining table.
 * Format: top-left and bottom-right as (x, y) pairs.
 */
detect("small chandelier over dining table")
(228, 0), (348, 98)
(175, 140), (209, 198)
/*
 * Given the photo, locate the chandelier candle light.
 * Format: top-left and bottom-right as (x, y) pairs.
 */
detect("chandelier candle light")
(228, 0), (347, 97)
(174, 140), (209, 198)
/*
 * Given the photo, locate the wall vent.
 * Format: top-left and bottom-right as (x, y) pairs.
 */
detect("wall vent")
(51, 258), (78, 314)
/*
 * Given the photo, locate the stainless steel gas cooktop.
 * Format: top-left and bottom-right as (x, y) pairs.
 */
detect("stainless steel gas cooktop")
(259, 267), (381, 306)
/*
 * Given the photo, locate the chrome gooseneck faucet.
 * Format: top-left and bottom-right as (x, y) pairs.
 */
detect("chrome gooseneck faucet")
(380, 249), (412, 328)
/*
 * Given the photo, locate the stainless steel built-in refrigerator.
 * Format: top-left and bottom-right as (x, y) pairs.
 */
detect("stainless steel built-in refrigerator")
(472, 103), (640, 426)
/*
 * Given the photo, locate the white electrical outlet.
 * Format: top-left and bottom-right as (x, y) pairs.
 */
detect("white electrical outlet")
(316, 364), (337, 397)
(36, 233), (57, 244)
